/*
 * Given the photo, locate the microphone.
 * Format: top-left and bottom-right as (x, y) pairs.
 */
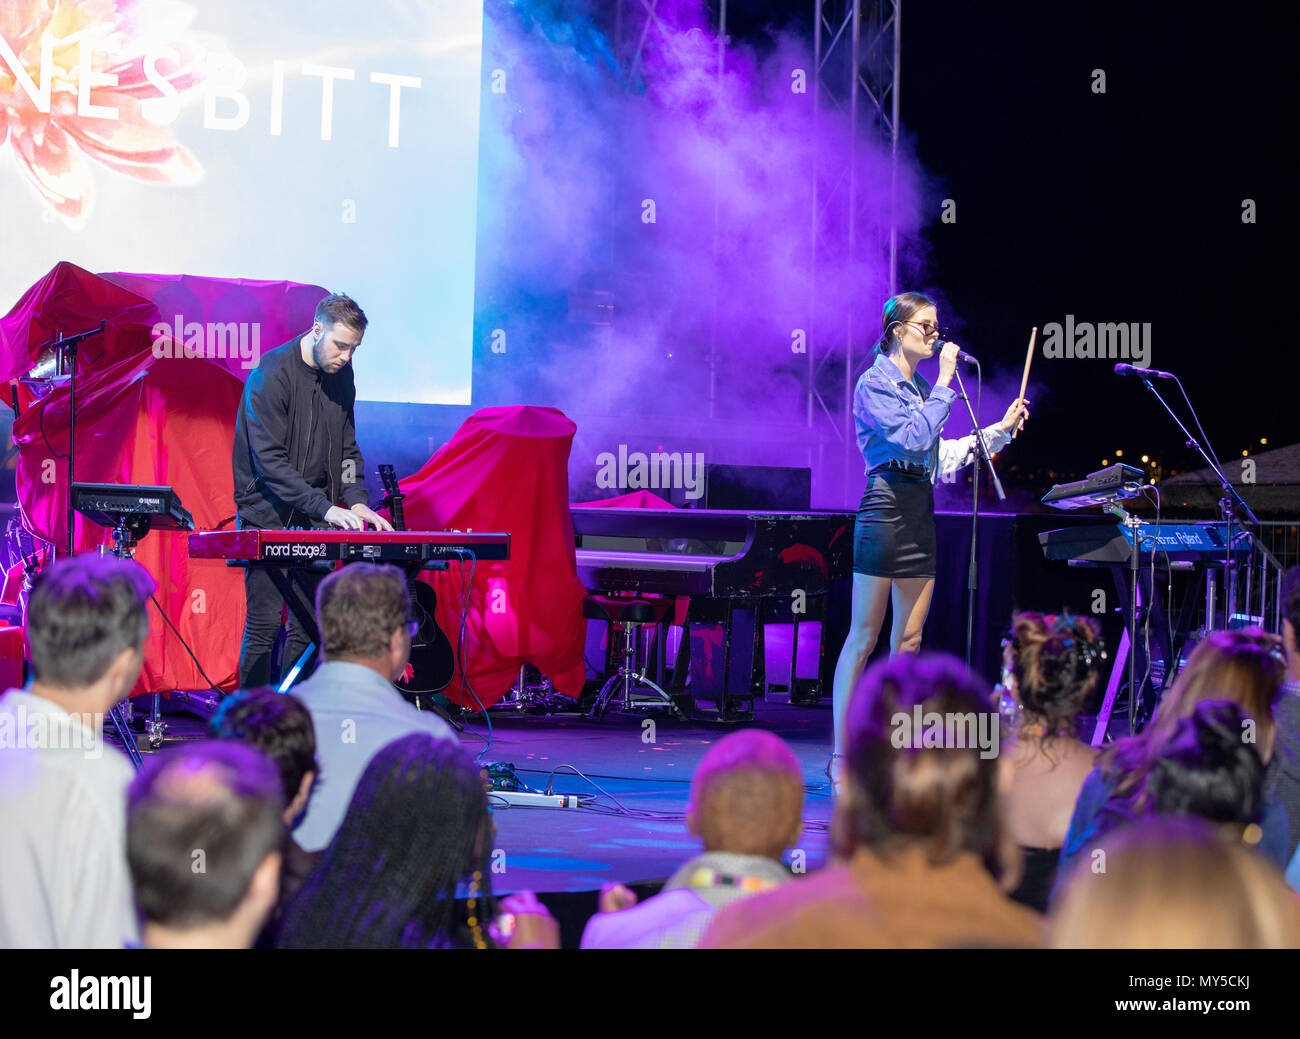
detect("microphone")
(49, 320), (107, 351)
(934, 339), (977, 364)
(1114, 363), (1175, 379)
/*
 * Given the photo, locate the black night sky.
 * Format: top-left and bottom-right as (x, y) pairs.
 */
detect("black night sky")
(724, 0), (1289, 487)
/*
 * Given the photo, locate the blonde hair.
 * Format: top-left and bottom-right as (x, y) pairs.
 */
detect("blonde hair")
(689, 730), (804, 858)
(1050, 818), (1300, 949)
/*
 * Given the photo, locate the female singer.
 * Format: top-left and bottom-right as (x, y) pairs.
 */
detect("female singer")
(830, 292), (1030, 782)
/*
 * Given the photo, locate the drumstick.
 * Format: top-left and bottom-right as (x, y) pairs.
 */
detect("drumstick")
(1019, 326), (1037, 402)
(1013, 327), (1036, 437)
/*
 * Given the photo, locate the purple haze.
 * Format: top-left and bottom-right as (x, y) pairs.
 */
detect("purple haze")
(475, 0), (944, 508)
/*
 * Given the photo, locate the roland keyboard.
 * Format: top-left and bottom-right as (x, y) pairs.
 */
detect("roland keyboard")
(1039, 521), (1251, 566)
(188, 529), (510, 564)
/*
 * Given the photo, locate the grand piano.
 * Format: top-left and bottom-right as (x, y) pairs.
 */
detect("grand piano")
(572, 507), (854, 720)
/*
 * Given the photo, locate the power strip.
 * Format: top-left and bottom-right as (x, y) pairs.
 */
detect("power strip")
(489, 790), (580, 808)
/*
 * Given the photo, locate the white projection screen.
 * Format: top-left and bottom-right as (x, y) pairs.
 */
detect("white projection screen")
(0, 0), (485, 404)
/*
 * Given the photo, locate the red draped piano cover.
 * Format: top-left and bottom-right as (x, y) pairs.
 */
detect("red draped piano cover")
(1, 262), (327, 696)
(393, 405), (589, 709)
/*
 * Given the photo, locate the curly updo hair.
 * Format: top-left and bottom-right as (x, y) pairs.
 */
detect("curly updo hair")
(1003, 611), (1104, 737)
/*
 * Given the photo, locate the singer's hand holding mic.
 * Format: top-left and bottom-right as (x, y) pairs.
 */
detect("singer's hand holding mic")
(933, 339), (980, 388)
(935, 341), (963, 386)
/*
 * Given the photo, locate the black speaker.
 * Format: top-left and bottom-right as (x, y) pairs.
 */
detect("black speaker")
(682, 464), (812, 510)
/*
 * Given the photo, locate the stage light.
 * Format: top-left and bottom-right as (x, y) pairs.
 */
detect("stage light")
(1261, 438), (1268, 445)
(1141, 454), (1149, 463)
(1115, 449), (1123, 456)
(1102, 459), (1109, 466)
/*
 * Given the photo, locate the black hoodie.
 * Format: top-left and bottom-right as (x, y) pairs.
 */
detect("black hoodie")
(232, 336), (368, 528)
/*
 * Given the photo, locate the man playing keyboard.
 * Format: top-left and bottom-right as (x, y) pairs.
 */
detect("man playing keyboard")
(231, 293), (393, 687)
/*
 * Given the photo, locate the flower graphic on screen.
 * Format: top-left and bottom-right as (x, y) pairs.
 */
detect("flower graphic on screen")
(0, 0), (207, 229)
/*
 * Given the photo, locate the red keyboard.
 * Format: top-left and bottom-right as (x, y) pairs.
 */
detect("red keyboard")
(188, 529), (509, 564)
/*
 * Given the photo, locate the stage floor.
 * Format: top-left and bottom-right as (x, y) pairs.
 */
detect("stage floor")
(126, 694), (837, 896)
(468, 699), (835, 896)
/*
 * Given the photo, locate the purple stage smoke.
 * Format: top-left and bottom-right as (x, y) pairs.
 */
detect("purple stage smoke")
(475, 0), (933, 507)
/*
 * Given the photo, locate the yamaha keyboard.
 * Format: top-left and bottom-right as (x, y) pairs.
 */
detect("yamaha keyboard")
(188, 529), (510, 564)
(72, 482), (194, 531)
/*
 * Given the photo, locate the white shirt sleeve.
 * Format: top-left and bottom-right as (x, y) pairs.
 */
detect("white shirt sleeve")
(934, 425), (1012, 482)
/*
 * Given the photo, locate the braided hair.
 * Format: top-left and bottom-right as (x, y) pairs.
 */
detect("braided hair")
(274, 733), (492, 949)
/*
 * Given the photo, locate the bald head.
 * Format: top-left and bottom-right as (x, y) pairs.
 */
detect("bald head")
(127, 742), (284, 931)
(688, 730), (804, 860)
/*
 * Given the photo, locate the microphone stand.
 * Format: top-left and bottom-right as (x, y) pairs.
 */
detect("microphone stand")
(952, 362), (1005, 667)
(50, 321), (106, 556)
(1137, 374), (1257, 631)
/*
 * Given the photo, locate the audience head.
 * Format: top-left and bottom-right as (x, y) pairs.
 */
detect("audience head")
(1001, 611), (1103, 738)
(276, 733), (492, 949)
(836, 652), (1008, 878)
(1140, 700), (1264, 832)
(127, 741), (285, 948)
(686, 730), (804, 861)
(1103, 629), (1283, 789)
(210, 687), (318, 825)
(1282, 565), (1300, 674)
(315, 563), (411, 680)
(1050, 817), (1300, 948)
(25, 553), (155, 708)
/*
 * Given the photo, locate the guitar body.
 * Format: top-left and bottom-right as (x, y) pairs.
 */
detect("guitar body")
(378, 465), (456, 701)
(405, 578), (455, 698)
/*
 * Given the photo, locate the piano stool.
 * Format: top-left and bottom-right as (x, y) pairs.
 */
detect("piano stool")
(582, 596), (689, 722)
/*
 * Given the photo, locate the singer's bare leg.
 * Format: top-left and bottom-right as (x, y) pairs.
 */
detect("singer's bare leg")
(830, 575), (935, 787)
(889, 577), (935, 655)
(830, 574), (892, 772)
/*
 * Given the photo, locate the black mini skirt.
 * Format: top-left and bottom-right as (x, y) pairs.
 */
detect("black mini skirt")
(852, 469), (936, 578)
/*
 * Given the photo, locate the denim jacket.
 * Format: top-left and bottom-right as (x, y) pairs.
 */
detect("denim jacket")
(853, 351), (1011, 482)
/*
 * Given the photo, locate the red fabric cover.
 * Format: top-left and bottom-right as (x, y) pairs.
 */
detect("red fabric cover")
(1, 262), (327, 696)
(0, 262), (159, 385)
(100, 272), (327, 384)
(574, 489), (676, 509)
(393, 406), (587, 709)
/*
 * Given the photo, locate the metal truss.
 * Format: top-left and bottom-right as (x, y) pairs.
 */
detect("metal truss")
(811, 0), (900, 494)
